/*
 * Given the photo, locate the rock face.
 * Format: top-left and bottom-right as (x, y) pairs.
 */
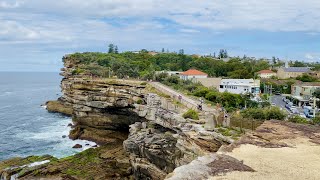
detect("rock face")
(49, 55), (148, 144)
(41, 55), (232, 179)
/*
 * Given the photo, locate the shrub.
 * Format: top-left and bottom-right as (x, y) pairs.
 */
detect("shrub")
(166, 75), (180, 84)
(205, 91), (219, 102)
(193, 87), (210, 97)
(241, 108), (266, 120)
(241, 107), (286, 120)
(312, 116), (320, 125)
(265, 107), (286, 120)
(140, 82), (147, 85)
(296, 74), (318, 82)
(183, 109), (199, 120)
(288, 116), (309, 124)
(72, 68), (85, 75)
(136, 99), (143, 104)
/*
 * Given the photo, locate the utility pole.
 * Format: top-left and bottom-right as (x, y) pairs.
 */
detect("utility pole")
(313, 96), (316, 118)
(269, 85), (272, 108)
(108, 67), (111, 78)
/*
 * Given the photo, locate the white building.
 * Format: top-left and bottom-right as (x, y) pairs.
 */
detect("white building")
(180, 69), (208, 80)
(155, 71), (182, 76)
(257, 70), (277, 79)
(219, 79), (260, 95)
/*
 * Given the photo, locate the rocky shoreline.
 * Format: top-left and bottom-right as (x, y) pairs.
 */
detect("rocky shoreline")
(2, 54), (320, 180)
(1, 55), (233, 180)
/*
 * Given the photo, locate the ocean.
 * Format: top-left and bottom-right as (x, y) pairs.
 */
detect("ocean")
(0, 72), (95, 161)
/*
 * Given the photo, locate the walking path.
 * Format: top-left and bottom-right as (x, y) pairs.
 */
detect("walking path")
(149, 82), (216, 113)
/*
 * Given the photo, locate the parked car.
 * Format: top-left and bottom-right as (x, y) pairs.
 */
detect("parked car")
(290, 105), (297, 112)
(271, 103), (276, 106)
(285, 102), (293, 109)
(299, 113), (307, 118)
(275, 92), (281, 95)
(292, 108), (299, 114)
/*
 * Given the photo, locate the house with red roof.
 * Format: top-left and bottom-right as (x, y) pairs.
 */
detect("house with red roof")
(180, 69), (208, 80)
(257, 70), (277, 79)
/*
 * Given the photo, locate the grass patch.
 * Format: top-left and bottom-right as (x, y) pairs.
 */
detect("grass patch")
(183, 109), (199, 120)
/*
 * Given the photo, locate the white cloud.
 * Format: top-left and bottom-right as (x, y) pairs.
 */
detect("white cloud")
(305, 53), (320, 62)
(1, 0), (320, 71)
(0, 1), (21, 8)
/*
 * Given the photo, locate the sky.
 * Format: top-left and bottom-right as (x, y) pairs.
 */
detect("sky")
(1, 0), (320, 72)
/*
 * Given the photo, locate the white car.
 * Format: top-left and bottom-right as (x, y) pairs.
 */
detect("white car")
(290, 106), (297, 112)
(299, 113), (307, 118)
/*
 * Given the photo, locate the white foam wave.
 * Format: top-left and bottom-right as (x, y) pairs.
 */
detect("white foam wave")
(27, 160), (50, 167)
(16, 118), (97, 158)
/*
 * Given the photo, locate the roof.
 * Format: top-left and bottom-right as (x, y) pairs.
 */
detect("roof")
(282, 67), (311, 73)
(293, 82), (320, 87)
(257, 70), (276, 74)
(180, 69), (208, 76)
(220, 79), (260, 86)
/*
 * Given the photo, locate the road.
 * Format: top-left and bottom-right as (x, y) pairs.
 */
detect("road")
(271, 95), (303, 114)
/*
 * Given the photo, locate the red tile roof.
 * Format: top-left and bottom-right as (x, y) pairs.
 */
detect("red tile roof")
(257, 70), (275, 74)
(180, 69), (208, 76)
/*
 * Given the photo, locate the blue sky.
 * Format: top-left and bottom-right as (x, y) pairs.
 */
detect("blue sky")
(0, 0), (320, 72)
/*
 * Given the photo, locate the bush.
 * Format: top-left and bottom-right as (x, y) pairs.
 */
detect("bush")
(72, 68), (85, 75)
(288, 116), (309, 124)
(296, 74), (318, 82)
(193, 87), (210, 97)
(136, 99), (143, 104)
(205, 91), (219, 102)
(241, 108), (266, 120)
(166, 75), (180, 84)
(241, 107), (286, 120)
(183, 109), (199, 120)
(312, 116), (320, 125)
(265, 107), (286, 120)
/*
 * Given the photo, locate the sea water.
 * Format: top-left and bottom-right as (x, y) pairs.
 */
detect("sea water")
(0, 72), (95, 161)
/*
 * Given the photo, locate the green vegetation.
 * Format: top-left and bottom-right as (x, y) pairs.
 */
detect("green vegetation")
(312, 116), (320, 125)
(155, 73), (263, 111)
(136, 99), (143, 104)
(288, 115), (309, 124)
(183, 109), (199, 120)
(216, 126), (242, 139)
(260, 79), (295, 94)
(66, 51), (275, 79)
(241, 107), (287, 120)
(296, 74), (318, 82)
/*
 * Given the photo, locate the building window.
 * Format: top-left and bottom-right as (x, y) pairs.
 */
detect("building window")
(220, 85), (224, 89)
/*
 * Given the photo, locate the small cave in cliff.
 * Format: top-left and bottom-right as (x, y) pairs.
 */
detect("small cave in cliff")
(71, 107), (147, 146)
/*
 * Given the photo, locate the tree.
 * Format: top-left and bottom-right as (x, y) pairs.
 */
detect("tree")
(243, 55), (247, 60)
(213, 52), (216, 58)
(272, 56), (277, 65)
(162, 48), (165, 53)
(223, 49), (228, 58)
(115, 46), (119, 54)
(179, 49), (184, 55)
(108, 44), (114, 53)
(218, 49), (228, 59)
(296, 74), (317, 82)
(312, 88), (320, 99)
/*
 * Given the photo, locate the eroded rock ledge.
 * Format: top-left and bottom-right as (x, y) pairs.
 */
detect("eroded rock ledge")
(1, 55), (232, 180)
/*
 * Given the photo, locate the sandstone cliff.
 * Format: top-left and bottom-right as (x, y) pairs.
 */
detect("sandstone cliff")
(1, 55), (233, 180)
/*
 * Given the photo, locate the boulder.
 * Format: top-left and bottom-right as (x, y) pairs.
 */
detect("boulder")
(72, 144), (82, 148)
